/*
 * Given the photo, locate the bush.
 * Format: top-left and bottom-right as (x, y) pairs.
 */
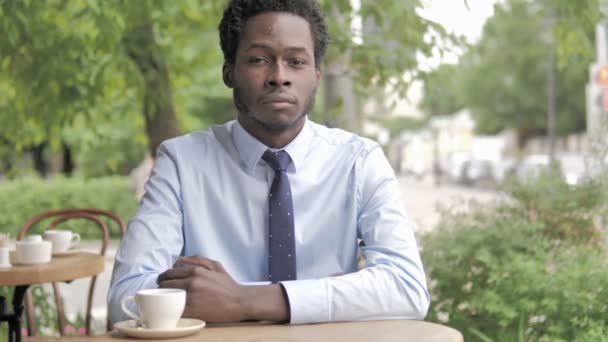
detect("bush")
(0, 176), (138, 239)
(508, 168), (606, 245)
(422, 170), (608, 341)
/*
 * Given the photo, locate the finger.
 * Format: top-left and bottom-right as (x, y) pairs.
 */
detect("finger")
(178, 256), (225, 272)
(176, 256), (214, 270)
(157, 266), (196, 283)
(212, 260), (226, 273)
(158, 278), (190, 290)
(174, 257), (207, 270)
(173, 259), (187, 268)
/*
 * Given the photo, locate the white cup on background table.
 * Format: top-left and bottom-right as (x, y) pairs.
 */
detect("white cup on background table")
(0, 233), (10, 268)
(43, 229), (80, 253)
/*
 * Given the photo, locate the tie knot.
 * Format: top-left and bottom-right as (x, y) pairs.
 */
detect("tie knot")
(262, 150), (291, 172)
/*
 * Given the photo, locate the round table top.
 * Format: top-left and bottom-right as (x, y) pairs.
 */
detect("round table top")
(195, 320), (464, 342)
(24, 320), (463, 342)
(0, 251), (104, 286)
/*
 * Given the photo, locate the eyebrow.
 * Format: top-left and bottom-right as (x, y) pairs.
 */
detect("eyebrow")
(245, 43), (311, 55)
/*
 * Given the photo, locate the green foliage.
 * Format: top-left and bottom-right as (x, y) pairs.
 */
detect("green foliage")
(0, 176), (137, 239)
(0, 0), (230, 176)
(507, 168), (607, 244)
(30, 285), (58, 336)
(422, 171), (608, 341)
(466, 0), (593, 137)
(419, 64), (466, 117)
(0, 284), (89, 338)
(347, 1), (451, 93)
(549, 0), (602, 67)
(63, 113), (148, 177)
(422, 0), (597, 142)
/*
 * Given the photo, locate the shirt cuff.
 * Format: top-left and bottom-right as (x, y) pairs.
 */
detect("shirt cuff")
(280, 278), (330, 324)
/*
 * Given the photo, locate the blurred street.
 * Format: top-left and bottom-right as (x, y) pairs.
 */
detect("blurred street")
(57, 175), (500, 333)
(399, 176), (500, 233)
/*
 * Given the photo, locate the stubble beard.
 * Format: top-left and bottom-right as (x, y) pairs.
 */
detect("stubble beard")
(233, 86), (317, 133)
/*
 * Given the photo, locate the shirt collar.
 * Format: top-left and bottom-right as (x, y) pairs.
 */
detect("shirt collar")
(231, 117), (312, 173)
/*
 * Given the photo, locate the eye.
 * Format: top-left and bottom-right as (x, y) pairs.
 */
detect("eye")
(249, 57), (269, 64)
(290, 59), (307, 67)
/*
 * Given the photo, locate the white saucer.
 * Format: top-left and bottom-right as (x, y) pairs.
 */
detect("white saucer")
(52, 249), (80, 257)
(114, 319), (206, 339)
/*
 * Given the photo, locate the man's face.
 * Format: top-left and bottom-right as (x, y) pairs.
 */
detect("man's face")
(225, 12), (321, 135)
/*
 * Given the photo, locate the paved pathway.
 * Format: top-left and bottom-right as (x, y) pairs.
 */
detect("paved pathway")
(398, 176), (501, 233)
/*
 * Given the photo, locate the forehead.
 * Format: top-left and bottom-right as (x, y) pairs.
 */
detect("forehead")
(239, 12), (315, 52)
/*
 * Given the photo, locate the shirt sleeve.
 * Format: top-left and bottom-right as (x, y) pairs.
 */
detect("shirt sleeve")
(107, 143), (184, 323)
(280, 146), (430, 324)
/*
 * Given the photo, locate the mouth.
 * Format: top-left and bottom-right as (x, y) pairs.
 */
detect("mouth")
(261, 94), (296, 107)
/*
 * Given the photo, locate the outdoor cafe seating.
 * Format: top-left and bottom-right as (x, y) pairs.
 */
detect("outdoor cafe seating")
(0, 208), (125, 341)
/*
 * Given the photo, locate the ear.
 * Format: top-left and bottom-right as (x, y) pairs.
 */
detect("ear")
(222, 64), (234, 88)
(315, 67), (321, 87)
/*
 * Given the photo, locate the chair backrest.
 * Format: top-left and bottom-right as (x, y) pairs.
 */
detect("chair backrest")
(17, 208), (126, 336)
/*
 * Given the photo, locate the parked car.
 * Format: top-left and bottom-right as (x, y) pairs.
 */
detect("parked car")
(516, 153), (588, 185)
(516, 154), (551, 183)
(460, 159), (494, 187)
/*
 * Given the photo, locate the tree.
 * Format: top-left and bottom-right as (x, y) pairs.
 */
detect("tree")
(419, 64), (466, 117)
(0, 0), (227, 176)
(451, 0), (597, 147)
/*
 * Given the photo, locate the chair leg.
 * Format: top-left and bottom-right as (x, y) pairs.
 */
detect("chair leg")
(52, 283), (67, 336)
(106, 316), (112, 334)
(86, 275), (98, 336)
(24, 290), (35, 336)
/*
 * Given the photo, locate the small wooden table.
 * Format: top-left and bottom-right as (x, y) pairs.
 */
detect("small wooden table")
(24, 320), (463, 342)
(0, 252), (104, 342)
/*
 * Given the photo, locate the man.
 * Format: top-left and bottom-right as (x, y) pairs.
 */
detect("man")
(109, 0), (429, 325)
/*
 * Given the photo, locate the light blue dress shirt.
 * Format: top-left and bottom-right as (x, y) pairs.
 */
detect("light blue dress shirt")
(108, 118), (429, 324)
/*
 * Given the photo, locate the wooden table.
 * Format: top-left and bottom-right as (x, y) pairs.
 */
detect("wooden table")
(0, 252), (104, 342)
(24, 320), (463, 342)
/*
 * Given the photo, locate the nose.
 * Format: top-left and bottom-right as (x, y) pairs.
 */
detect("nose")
(266, 62), (291, 88)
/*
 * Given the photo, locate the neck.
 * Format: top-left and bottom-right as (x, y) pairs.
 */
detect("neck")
(237, 115), (305, 149)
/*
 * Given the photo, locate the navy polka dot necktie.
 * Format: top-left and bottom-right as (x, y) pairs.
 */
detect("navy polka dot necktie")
(262, 150), (297, 283)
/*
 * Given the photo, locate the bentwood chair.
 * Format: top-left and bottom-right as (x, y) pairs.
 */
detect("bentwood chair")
(17, 208), (126, 337)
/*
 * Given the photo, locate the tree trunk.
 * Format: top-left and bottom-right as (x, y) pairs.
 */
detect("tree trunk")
(323, 70), (358, 131)
(31, 143), (47, 177)
(124, 24), (179, 157)
(61, 143), (74, 176)
(322, 5), (358, 132)
(516, 124), (545, 150)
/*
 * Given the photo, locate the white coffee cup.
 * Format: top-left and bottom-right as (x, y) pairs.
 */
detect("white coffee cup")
(15, 235), (52, 264)
(0, 233), (12, 267)
(121, 289), (186, 330)
(0, 232), (10, 248)
(43, 230), (80, 253)
(0, 247), (11, 268)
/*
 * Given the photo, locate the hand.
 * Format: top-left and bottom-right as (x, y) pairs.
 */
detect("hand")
(157, 256), (247, 323)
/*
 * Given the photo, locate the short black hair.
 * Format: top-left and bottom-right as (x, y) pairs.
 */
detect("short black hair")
(218, 0), (329, 68)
